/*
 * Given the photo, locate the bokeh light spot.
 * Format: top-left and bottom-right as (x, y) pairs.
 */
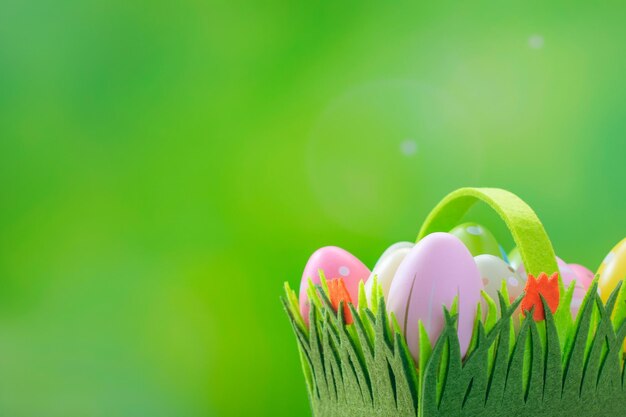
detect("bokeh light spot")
(528, 34), (545, 49)
(400, 139), (418, 156)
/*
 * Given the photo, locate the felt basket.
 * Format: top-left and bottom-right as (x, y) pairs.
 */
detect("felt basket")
(282, 187), (626, 417)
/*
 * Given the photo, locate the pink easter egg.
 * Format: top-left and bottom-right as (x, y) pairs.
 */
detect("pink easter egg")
(387, 232), (482, 364)
(299, 246), (370, 324)
(569, 264), (594, 289)
(558, 259), (588, 316)
(556, 258), (579, 287)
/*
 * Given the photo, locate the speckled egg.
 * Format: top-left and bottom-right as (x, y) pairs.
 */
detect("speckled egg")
(387, 232), (482, 363)
(364, 242), (414, 304)
(474, 254), (526, 310)
(450, 222), (501, 258)
(299, 246), (370, 324)
(557, 259), (587, 315)
(598, 238), (626, 302)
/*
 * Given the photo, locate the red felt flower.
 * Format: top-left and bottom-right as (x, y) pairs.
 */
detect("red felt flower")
(327, 278), (354, 324)
(521, 272), (560, 321)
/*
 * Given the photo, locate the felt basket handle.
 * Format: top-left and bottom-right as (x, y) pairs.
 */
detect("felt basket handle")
(417, 187), (559, 278)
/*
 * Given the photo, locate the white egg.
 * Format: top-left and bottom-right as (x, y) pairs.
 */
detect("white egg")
(475, 254), (526, 313)
(365, 242), (414, 304)
(373, 241), (414, 270)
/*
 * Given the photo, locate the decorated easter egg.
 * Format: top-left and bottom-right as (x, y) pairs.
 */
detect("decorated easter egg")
(474, 254), (526, 309)
(598, 238), (626, 302)
(569, 264), (594, 289)
(299, 246), (370, 324)
(365, 242), (414, 304)
(557, 259), (587, 315)
(387, 232), (482, 363)
(450, 222), (501, 258)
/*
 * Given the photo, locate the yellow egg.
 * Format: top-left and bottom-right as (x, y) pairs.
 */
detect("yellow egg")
(598, 238), (626, 302)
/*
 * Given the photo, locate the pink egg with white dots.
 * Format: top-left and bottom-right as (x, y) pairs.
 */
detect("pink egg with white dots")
(557, 259), (588, 315)
(299, 246), (370, 324)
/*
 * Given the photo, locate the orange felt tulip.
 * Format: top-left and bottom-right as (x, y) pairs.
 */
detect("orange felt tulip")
(327, 278), (354, 324)
(521, 272), (560, 321)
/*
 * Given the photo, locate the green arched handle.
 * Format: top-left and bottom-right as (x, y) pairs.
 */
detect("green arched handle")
(417, 187), (559, 278)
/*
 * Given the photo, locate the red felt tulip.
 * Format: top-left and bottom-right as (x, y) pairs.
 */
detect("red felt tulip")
(521, 272), (560, 321)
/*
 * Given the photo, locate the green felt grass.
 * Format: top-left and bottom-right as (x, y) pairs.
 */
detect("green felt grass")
(282, 278), (626, 417)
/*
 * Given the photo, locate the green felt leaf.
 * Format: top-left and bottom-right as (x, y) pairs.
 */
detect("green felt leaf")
(612, 279), (626, 333)
(526, 317), (544, 407)
(458, 322), (488, 414)
(357, 280), (367, 313)
(418, 320), (432, 392)
(307, 278), (323, 314)
(319, 270), (330, 298)
(542, 297), (562, 405)
(554, 279), (575, 347)
(467, 302), (482, 355)
(372, 277), (384, 315)
(283, 282), (307, 335)
(503, 315), (529, 407)
(485, 303), (510, 408)
(299, 347), (315, 398)
(438, 311), (465, 415)
(391, 314), (419, 415)
(481, 290), (498, 373)
(420, 316), (448, 417)
(498, 282), (517, 355)
(482, 290), (498, 332)
(450, 296), (459, 317)
(561, 282), (597, 406)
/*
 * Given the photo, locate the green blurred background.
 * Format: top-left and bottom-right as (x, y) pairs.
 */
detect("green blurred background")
(0, 1), (625, 416)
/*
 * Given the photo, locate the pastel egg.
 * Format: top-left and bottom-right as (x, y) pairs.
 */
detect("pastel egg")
(365, 242), (414, 304)
(598, 238), (626, 302)
(558, 259), (587, 315)
(387, 232), (482, 363)
(569, 264), (594, 289)
(299, 246), (370, 324)
(450, 222), (501, 258)
(474, 254), (526, 310)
